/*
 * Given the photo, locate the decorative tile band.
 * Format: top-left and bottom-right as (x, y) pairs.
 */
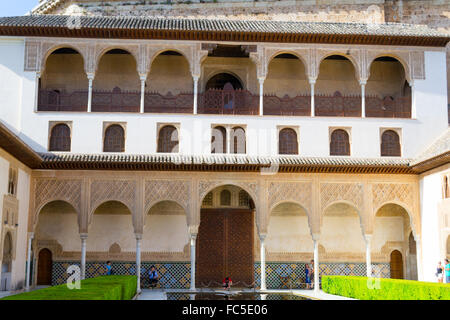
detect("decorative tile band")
(51, 261), (390, 289)
(254, 262), (391, 289)
(52, 261), (191, 289)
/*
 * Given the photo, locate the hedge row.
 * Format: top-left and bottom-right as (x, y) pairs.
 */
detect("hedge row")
(322, 276), (450, 300)
(1, 275), (137, 300)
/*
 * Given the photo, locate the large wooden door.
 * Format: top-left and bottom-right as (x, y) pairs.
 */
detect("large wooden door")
(196, 209), (254, 287)
(37, 248), (52, 285)
(390, 250), (403, 279)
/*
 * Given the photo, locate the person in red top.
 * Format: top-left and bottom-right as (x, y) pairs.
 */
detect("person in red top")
(222, 276), (232, 290)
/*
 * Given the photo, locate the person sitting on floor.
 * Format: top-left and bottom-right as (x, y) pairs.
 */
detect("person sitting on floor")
(223, 276), (232, 290)
(148, 265), (159, 288)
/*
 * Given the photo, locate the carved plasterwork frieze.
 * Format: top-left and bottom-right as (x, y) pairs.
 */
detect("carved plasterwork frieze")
(372, 183), (413, 212)
(267, 181), (312, 214)
(320, 182), (364, 213)
(34, 178), (82, 219)
(144, 179), (191, 214)
(89, 179), (137, 216)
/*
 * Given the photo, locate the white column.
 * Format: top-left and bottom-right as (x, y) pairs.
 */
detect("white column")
(360, 80), (366, 118)
(313, 234), (320, 293)
(226, 127), (231, 154)
(139, 75), (146, 114)
(309, 78), (316, 117)
(410, 81), (416, 119)
(26, 232), (34, 291)
(136, 234), (142, 294)
(193, 76), (199, 115)
(260, 234), (267, 291)
(190, 233), (197, 291)
(34, 72), (41, 112)
(365, 234), (372, 277)
(87, 73), (94, 113)
(80, 233), (88, 280)
(258, 78), (264, 116)
(415, 236), (423, 281)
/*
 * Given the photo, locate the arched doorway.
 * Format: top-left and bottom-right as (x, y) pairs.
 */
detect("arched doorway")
(196, 185), (255, 287)
(205, 73), (243, 90)
(390, 250), (403, 279)
(407, 232), (418, 280)
(37, 248), (53, 285)
(1, 233), (12, 290)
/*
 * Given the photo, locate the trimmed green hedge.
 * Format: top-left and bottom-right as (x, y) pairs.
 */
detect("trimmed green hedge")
(322, 276), (450, 300)
(1, 275), (137, 300)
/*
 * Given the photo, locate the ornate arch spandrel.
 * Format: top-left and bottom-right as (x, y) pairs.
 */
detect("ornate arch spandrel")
(198, 180), (258, 205)
(144, 179), (191, 215)
(371, 183), (418, 235)
(33, 178), (82, 227)
(89, 179), (137, 219)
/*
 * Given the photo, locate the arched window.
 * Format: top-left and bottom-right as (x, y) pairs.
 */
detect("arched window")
(49, 123), (71, 151)
(220, 190), (231, 206)
(279, 128), (298, 155)
(238, 190), (250, 207)
(381, 130), (401, 157)
(157, 125), (179, 153)
(230, 127), (246, 154)
(211, 126), (227, 154)
(330, 129), (350, 156)
(103, 125), (125, 152)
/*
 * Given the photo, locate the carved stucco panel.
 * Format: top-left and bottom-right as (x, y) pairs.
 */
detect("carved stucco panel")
(198, 180), (258, 204)
(320, 182), (364, 212)
(365, 49), (415, 83)
(267, 181), (312, 214)
(372, 183), (414, 212)
(89, 179), (137, 217)
(144, 179), (191, 214)
(34, 178), (82, 218)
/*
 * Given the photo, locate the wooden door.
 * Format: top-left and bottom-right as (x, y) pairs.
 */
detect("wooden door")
(37, 248), (52, 285)
(390, 250), (403, 279)
(196, 209), (254, 287)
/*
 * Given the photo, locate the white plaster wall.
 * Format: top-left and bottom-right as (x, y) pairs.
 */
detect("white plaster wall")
(87, 214), (135, 252)
(419, 164), (450, 282)
(142, 215), (189, 252)
(0, 39), (447, 159)
(372, 216), (405, 252)
(10, 168), (30, 290)
(320, 216), (365, 253)
(36, 213), (80, 252)
(266, 216), (313, 253)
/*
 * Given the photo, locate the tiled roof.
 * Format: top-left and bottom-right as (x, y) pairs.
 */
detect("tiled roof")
(0, 15), (448, 46)
(0, 15), (447, 38)
(411, 129), (450, 171)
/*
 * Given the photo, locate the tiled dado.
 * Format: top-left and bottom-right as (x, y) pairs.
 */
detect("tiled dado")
(51, 261), (191, 288)
(51, 261), (391, 289)
(254, 262), (391, 289)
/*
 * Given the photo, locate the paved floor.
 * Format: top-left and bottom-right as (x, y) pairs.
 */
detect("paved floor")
(136, 288), (354, 300)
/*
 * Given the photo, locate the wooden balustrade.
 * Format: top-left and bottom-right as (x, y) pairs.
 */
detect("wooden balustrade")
(144, 92), (193, 113)
(37, 90), (88, 112)
(263, 94), (311, 116)
(365, 95), (412, 118)
(315, 91), (362, 117)
(198, 88), (259, 115)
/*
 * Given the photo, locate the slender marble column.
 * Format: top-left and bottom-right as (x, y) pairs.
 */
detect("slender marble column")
(313, 235), (320, 293)
(34, 72), (40, 112)
(26, 232), (34, 291)
(193, 76), (199, 115)
(80, 233), (88, 280)
(139, 75), (146, 114)
(87, 73), (95, 113)
(260, 234), (267, 291)
(309, 79), (316, 117)
(136, 234), (142, 293)
(365, 234), (372, 277)
(258, 78), (264, 116)
(415, 236), (423, 281)
(360, 80), (367, 118)
(190, 233), (197, 291)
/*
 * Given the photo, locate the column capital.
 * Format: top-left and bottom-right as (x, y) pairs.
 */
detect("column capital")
(28, 232), (35, 239)
(87, 72), (95, 80)
(364, 234), (373, 242)
(36, 71), (41, 78)
(192, 74), (200, 81)
(258, 77), (266, 84)
(308, 77), (317, 85)
(135, 233), (143, 240)
(188, 225), (199, 236)
(312, 233), (320, 241)
(259, 233), (267, 241)
(80, 233), (88, 240)
(139, 74), (147, 82)
(359, 79), (368, 86)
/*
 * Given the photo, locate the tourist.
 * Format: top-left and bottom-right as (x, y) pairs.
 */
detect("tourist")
(445, 259), (450, 283)
(223, 276), (232, 290)
(149, 265), (159, 288)
(436, 261), (444, 283)
(105, 261), (113, 275)
(305, 263), (312, 289)
(310, 259), (315, 289)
